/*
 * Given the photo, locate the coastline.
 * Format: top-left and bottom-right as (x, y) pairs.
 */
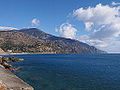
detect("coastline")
(0, 66), (34, 90)
(3, 52), (58, 55)
(0, 55), (34, 90)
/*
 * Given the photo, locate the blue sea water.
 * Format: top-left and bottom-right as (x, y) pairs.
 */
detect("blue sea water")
(5, 54), (120, 90)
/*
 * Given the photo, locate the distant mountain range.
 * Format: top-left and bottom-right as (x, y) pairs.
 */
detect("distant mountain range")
(0, 28), (105, 53)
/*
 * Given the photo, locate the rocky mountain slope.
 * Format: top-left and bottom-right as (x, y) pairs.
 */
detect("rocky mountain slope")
(18, 28), (105, 53)
(0, 28), (105, 53)
(0, 31), (60, 53)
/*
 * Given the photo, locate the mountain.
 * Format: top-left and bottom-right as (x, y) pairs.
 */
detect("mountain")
(0, 28), (105, 54)
(17, 28), (105, 53)
(0, 31), (61, 53)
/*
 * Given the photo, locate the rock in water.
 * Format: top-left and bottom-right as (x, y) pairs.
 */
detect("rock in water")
(0, 56), (24, 70)
(0, 56), (34, 90)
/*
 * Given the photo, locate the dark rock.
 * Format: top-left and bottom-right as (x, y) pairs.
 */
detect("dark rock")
(0, 56), (24, 70)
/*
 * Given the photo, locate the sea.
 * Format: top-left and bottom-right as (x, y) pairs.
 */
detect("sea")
(4, 54), (120, 90)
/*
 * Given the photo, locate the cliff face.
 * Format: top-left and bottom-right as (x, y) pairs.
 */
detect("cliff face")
(0, 28), (105, 53)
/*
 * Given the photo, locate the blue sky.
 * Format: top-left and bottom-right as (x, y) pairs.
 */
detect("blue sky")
(0, 0), (120, 52)
(0, 0), (117, 33)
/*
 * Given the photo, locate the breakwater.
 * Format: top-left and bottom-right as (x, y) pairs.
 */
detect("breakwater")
(0, 56), (34, 90)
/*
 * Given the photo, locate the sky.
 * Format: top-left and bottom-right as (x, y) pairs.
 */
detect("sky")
(0, 0), (120, 53)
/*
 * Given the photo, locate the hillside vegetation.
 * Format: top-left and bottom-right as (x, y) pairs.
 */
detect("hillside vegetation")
(0, 28), (105, 53)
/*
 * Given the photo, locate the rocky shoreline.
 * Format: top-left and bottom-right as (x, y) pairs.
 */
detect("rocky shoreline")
(0, 56), (34, 90)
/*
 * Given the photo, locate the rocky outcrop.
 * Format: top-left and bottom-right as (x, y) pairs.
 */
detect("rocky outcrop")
(0, 56), (34, 90)
(0, 56), (24, 70)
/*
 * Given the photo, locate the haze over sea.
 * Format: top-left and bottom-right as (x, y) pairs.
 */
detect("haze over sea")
(6, 54), (120, 90)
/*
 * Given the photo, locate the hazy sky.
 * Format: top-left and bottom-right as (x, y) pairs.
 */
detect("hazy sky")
(0, 0), (120, 52)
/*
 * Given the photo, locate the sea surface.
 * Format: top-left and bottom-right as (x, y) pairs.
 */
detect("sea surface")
(5, 54), (120, 90)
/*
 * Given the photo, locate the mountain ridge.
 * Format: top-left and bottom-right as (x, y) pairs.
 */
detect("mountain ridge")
(0, 28), (106, 54)
(17, 28), (105, 53)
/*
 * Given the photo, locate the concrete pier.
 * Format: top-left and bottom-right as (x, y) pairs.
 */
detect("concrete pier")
(0, 66), (34, 90)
